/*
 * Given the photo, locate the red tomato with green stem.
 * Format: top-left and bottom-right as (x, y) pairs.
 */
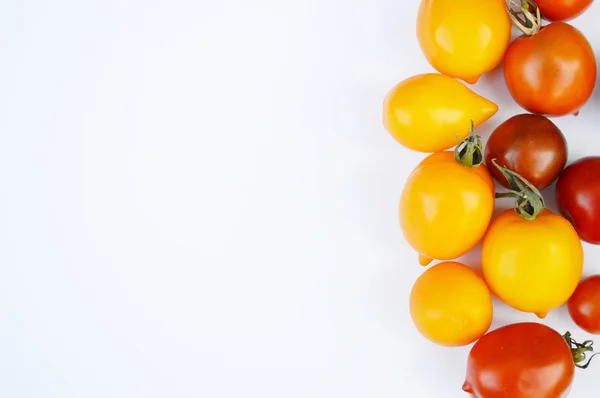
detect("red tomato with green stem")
(463, 323), (597, 397)
(536, 0), (593, 21)
(569, 275), (600, 335)
(556, 157), (600, 244)
(504, 1), (596, 116)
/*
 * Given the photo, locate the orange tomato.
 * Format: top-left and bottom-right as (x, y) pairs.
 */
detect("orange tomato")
(504, 22), (596, 117)
(503, 3), (596, 116)
(383, 74), (498, 153)
(400, 151), (494, 266)
(417, 0), (512, 84)
(410, 261), (493, 347)
(463, 323), (584, 397)
(482, 209), (583, 318)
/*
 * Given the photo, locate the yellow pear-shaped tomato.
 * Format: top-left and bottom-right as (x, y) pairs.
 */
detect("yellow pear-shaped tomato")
(482, 209), (584, 319)
(400, 147), (495, 266)
(410, 261), (493, 347)
(417, 0), (512, 84)
(383, 74), (497, 153)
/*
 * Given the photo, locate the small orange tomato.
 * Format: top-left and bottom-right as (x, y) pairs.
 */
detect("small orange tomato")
(383, 74), (498, 153)
(400, 132), (495, 266)
(417, 0), (512, 84)
(410, 261), (493, 347)
(482, 163), (583, 318)
(483, 209), (583, 318)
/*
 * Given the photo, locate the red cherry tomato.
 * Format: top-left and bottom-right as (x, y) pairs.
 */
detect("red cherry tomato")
(485, 114), (567, 190)
(568, 275), (600, 334)
(536, 0), (593, 21)
(504, 16), (596, 116)
(556, 157), (600, 244)
(463, 322), (595, 397)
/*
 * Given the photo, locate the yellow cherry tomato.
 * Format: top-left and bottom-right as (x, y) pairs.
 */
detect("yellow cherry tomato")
(417, 0), (512, 84)
(400, 150), (495, 266)
(383, 74), (497, 153)
(482, 209), (584, 319)
(410, 261), (493, 347)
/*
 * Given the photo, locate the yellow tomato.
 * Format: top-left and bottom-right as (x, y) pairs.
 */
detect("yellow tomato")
(410, 261), (493, 347)
(482, 209), (584, 319)
(417, 0), (512, 84)
(400, 151), (495, 266)
(383, 74), (497, 152)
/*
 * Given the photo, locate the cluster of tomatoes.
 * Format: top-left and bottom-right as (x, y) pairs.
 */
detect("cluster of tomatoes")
(383, 0), (600, 396)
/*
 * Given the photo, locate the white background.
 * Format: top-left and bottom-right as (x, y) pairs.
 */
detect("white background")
(1, 1), (600, 397)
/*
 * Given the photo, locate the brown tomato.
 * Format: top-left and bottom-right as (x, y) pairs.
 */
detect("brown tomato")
(485, 114), (567, 190)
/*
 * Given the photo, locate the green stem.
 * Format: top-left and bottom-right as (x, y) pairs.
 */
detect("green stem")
(495, 192), (519, 199)
(492, 159), (545, 221)
(454, 121), (483, 168)
(563, 332), (599, 369)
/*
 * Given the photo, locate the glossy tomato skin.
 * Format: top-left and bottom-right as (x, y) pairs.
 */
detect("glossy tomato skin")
(485, 114), (567, 190)
(556, 157), (600, 244)
(409, 262), (492, 347)
(417, 0), (511, 84)
(400, 152), (495, 266)
(568, 275), (600, 334)
(536, 0), (593, 21)
(482, 209), (583, 319)
(383, 74), (498, 152)
(463, 322), (574, 397)
(504, 22), (596, 117)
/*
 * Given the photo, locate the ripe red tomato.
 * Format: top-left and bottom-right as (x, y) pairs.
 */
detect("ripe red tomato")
(504, 19), (596, 116)
(569, 275), (600, 334)
(536, 0), (593, 21)
(556, 157), (600, 244)
(463, 323), (595, 397)
(484, 114), (567, 190)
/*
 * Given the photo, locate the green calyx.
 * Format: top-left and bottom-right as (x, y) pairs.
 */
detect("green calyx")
(563, 332), (599, 369)
(492, 159), (545, 221)
(454, 121), (483, 168)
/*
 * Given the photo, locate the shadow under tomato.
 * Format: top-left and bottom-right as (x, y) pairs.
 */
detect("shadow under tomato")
(457, 243), (483, 275)
(541, 181), (559, 214)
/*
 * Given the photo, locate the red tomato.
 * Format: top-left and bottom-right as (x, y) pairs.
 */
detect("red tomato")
(504, 17), (596, 116)
(536, 0), (593, 21)
(485, 114), (567, 190)
(556, 157), (600, 244)
(569, 275), (600, 334)
(463, 323), (595, 397)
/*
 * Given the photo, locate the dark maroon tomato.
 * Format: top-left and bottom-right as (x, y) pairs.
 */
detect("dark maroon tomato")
(484, 114), (567, 190)
(556, 157), (600, 244)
